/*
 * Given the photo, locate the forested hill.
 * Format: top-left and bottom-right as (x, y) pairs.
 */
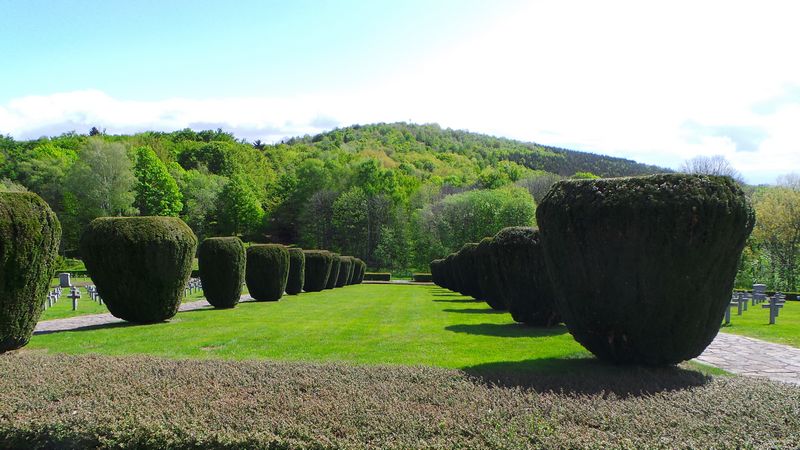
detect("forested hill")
(0, 122), (669, 270)
(284, 123), (668, 178)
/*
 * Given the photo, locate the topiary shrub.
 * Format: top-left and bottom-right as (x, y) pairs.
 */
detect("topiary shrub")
(0, 192), (61, 353)
(286, 248), (306, 295)
(490, 227), (559, 326)
(324, 254), (341, 289)
(303, 250), (333, 292)
(351, 258), (366, 284)
(429, 259), (444, 287)
(454, 243), (483, 300)
(346, 257), (356, 285)
(198, 237), (245, 309)
(537, 174), (755, 365)
(475, 237), (505, 310)
(336, 256), (353, 287)
(245, 244), (290, 301)
(80, 216), (197, 323)
(441, 254), (458, 291)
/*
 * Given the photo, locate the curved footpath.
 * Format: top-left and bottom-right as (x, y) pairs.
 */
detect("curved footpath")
(34, 303), (800, 386)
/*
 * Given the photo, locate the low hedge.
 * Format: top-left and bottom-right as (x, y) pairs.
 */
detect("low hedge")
(303, 250), (333, 292)
(364, 272), (391, 281)
(198, 237), (246, 308)
(286, 248), (306, 295)
(336, 256), (353, 287)
(412, 273), (433, 282)
(245, 244), (290, 301)
(80, 216), (197, 324)
(0, 192), (62, 352)
(325, 254), (342, 289)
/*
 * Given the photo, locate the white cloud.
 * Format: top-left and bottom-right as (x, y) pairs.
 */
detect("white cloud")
(2, 1), (799, 184)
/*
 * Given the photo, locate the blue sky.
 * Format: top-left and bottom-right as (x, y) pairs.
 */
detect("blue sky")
(2, 0), (799, 183)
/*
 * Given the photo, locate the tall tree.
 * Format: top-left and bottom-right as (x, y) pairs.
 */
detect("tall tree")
(133, 146), (183, 216)
(216, 173), (264, 236)
(679, 155), (743, 183)
(752, 184), (800, 291)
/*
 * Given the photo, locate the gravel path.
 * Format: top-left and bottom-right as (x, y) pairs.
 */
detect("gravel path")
(34, 302), (800, 386)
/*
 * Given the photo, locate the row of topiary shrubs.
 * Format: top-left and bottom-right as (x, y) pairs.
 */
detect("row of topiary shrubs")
(431, 174), (755, 366)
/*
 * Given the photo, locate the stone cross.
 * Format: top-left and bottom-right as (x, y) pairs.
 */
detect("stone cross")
(762, 293), (785, 325)
(68, 287), (81, 311)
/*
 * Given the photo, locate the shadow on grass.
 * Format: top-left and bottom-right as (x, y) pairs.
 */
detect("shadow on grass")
(441, 308), (507, 314)
(463, 357), (714, 397)
(34, 321), (140, 336)
(446, 323), (569, 338)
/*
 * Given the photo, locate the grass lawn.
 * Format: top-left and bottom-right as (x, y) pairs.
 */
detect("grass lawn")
(721, 300), (800, 347)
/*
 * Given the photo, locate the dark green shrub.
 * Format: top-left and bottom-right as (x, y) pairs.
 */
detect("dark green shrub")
(198, 237), (245, 309)
(325, 254), (341, 289)
(80, 217), (197, 323)
(412, 273), (433, 282)
(245, 244), (289, 301)
(303, 250), (333, 292)
(490, 227), (559, 326)
(286, 248), (305, 295)
(537, 174), (755, 365)
(441, 254), (458, 291)
(363, 272), (391, 281)
(336, 256), (353, 287)
(346, 257), (356, 285)
(0, 192), (61, 352)
(429, 260), (443, 286)
(352, 258), (367, 284)
(475, 237), (505, 310)
(454, 243), (482, 300)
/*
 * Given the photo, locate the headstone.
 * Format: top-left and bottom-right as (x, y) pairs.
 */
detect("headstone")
(762, 293), (785, 325)
(59, 273), (72, 288)
(738, 292), (748, 312)
(724, 298), (735, 325)
(753, 284), (767, 304)
(68, 287), (81, 311)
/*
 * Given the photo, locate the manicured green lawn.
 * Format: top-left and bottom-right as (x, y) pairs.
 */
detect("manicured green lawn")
(722, 300), (800, 347)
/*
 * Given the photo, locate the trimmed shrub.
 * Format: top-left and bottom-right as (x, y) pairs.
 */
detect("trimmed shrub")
(80, 216), (197, 323)
(412, 273), (433, 282)
(363, 272), (391, 281)
(352, 258), (367, 284)
(441, 254), (458, 291)
(0, 192), (61, 353)
(286, 248), (306, 295)
(475, 237), (505, 310)
(245, 244), (290, 301)
(336, 256), (353, 287)
(198, 237), (245, 309)
(325, 254), (341, 289)
(490, 227), (559, 326)
(346, 257), (356, 285)
(537, 174), (755, 365)
(429, 260), (443, 286)
(303, 250), (333, 292)
(453, 243), (482, 300)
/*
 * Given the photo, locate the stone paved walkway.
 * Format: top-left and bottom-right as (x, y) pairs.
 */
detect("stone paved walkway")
(34, 302), (800, 386)
(695, 332), (800, 385)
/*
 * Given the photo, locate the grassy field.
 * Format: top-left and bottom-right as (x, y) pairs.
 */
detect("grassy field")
(722, 300), (800, 347)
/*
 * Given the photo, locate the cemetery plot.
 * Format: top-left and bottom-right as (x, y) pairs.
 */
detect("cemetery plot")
(722, 296), (800, 347)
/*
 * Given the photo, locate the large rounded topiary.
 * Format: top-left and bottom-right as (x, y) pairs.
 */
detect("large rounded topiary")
(474, 237), (506, 310)
(441, 253), (458, 291)
(537, 174), (755, 365)
(350, 258), (365, 284)
(429, 259), (444, 287)
(454, 243), (483, 300)
(245, 244), (289, 301)
(286, 248), (306, 295)
(303, 250), (333, 292)
(346, 256), (356, 285)
(325, 254), (341, 290)
(198, 237), (245, 308)
(0, 192), (61, 352)
(490, 227), (559, 326)
(336, 256), (353, 287)
(81, 217), (197, 323)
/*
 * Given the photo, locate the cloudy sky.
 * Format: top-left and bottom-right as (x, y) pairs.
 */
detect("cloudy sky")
(2, 0), (799, 184)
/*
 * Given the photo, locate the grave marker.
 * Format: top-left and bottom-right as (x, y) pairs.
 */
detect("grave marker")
(762, 293), (785, 325)
(68, 287), (81, 311)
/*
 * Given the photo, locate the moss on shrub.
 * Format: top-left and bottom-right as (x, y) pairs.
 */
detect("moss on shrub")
(245, 244), (289, 301)
(0, 192), (61, 352)
(537, 174), (755, 365)
(325, 254), (341, 290)
(198, 237), (245, 308)
(303, 250), (333, 292)
(80, 216), (197, 323)
(490, 227), (559, 326)
(286, 248), (305, 295)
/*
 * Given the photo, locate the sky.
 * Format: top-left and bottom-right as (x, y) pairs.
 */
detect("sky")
(1, 0), (799, 184)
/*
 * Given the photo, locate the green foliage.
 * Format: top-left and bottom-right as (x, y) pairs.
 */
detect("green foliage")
(571, 171), (600, 180)
(245, 244), (289, 302)
(537, 174), (755, 365)
(490, 227), (559, 326)
(133, 146), (183, 216)
(336, 256), (353, 287)
(302, 250), (333, 292)
(217, 173), (264, 235)
(474, 237), (505, 310)
(325, 254), (342, 289)
(750, 185), (800, 291)
(453, 243), (483, 300)
(80, 216), (197, 323)
(198, 237), (245, 308)
(286, 248), (305, 295)
(0, 192), (61, 352)
(352, 258), (366, 284)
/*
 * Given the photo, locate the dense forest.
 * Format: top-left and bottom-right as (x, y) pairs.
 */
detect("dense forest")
(1, 122), (796, 289)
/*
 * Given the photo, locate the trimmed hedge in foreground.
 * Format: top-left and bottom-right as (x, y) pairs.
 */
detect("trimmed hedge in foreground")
(303, 250), (333, 292)
(336, 256), (353, 287)
(286, 248), (305, 295)
(537, 174), (755, 365)
(198, 237), (245, 309)
(0, 192), (62, 352)
(325, 254), (341, 289)
(245, 244), (289, 301)
(80, 216), (197, 323)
